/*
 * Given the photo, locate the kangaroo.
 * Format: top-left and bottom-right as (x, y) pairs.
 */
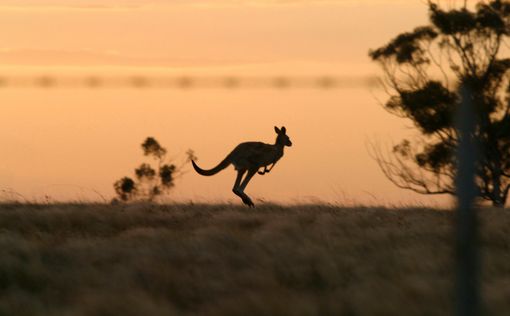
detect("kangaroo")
(191, 126), (292, 207)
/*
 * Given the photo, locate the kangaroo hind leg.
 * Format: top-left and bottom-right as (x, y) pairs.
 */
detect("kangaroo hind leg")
(232, 169), (253, 207)
(232, 169), (245, 196)
(238, 169), (257, 207)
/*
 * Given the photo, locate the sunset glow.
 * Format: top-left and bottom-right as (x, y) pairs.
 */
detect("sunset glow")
(0, 0), (451, 205)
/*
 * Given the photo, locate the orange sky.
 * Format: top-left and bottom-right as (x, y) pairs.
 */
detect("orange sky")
(0, 1), (453, 206)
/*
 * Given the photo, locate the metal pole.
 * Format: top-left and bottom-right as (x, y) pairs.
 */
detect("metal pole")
(455, 83), (481, 316)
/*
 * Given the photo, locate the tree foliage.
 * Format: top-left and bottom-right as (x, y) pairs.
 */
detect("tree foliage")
(113, 137), (196, 202)
(369, 0), (510, 206)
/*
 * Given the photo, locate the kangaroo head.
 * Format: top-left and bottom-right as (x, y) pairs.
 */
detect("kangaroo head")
(274, 126), (292, 147)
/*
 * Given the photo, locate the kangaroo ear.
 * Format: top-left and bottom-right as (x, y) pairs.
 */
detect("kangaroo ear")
(274, 126), (281, 133)
(281, 126), (286, 134)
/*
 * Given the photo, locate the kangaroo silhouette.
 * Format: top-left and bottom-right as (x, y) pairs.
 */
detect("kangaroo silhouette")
(192, 126), (292, 207)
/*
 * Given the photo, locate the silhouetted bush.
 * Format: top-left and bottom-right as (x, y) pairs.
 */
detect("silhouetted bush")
(113, 137), (195, 202)
(113, 177), (137, 201)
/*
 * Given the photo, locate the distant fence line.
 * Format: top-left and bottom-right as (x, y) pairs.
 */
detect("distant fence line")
(0, 75), (378, 89)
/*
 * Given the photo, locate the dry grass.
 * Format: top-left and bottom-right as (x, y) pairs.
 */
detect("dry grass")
(0, 203), (508, 315)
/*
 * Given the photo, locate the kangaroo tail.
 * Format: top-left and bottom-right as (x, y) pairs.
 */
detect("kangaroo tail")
(191, 155), (231, 176)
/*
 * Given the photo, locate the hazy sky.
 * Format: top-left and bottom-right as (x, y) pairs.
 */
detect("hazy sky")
(0, 0), (453, 206)
(0, 0), (424, 68)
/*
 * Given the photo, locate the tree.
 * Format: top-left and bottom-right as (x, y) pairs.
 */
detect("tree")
(369, 0), (510, 207)
(113, 137), (196, 202)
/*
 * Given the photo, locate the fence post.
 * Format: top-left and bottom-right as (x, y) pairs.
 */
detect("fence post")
(455, 83), (480, 316)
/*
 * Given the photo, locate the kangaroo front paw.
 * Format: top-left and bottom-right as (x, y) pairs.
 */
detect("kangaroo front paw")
(258, 167), (270, 175)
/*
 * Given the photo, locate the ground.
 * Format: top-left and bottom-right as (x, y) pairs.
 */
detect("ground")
(0, 203), (509, 315)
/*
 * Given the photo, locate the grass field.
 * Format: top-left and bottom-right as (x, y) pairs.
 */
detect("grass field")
(0, 203), (509, 316)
